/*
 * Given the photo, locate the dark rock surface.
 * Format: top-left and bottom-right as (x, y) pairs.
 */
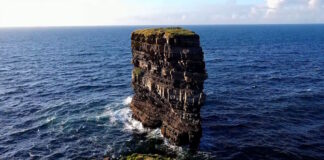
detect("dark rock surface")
(130, 28), (207, 147)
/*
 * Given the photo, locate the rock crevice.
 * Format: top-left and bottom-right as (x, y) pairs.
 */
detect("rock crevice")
(130, 27), (207, 146)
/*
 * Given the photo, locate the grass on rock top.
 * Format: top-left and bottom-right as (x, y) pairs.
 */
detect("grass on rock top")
(133, 27), (196, 38)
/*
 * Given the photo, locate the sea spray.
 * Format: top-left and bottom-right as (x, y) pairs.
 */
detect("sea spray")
(99, 96), (153, 133)
(123, 96), (133, 105)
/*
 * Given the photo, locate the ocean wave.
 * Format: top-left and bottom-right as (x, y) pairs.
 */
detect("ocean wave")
(98, 96), (170, 138)
(98, 96), (148, 133)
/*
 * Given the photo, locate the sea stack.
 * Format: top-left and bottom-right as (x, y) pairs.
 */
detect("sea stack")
(130, 27), (207, 147)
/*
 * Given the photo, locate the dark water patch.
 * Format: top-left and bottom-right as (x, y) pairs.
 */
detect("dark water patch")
(235, 146), (304, 160)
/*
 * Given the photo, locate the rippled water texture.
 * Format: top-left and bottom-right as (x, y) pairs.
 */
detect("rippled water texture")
(0, 25), (324, 159)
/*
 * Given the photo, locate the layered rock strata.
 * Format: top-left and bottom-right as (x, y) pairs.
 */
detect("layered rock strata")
(130, 27), (207, 147)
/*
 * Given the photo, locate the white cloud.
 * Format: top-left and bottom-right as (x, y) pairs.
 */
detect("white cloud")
(0, 0), (323, 27)
(308, 0), (320, 9)
(260, 0), (324, 23)
(266, 0), (285, 16)
(267, 0), (285, 9)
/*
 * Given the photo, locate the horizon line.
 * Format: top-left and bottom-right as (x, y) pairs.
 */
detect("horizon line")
(0, 23), (324, 29)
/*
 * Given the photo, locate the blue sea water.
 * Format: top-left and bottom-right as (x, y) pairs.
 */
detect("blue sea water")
(0, 25), (323, 159)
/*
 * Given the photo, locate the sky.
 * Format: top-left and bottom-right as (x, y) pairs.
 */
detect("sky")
(0, 0), (323, 27)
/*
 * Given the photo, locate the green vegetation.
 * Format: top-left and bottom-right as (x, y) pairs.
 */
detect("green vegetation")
(123, 153), (171, 160)
(133, 27), (196, 38)
(133, 67), (143, 77)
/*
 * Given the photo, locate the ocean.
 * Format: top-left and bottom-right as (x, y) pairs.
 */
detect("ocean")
(0, 25), (323, 159)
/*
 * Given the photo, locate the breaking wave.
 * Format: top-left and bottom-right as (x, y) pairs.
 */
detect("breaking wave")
(99, 96), (149, 133)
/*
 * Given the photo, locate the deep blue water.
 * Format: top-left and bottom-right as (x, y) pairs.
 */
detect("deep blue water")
(0, 25), (323, 160)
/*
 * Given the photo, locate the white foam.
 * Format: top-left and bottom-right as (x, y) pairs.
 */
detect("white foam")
(98, 96), (178, 135)
(107, 106), (147, 133)
(123, 96), (132, 105)
(99, 107), (129, 124)
(123, 115), (146, 132)
(146, 128), (163, 139)
(98, 96), (148, 132)
(163, 138), (183, 152)
(96, 103), (119, 119)
(46, 116), (56, 123)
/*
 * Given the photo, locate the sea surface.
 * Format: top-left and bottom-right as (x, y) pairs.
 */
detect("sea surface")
(0, 25), (323, 160)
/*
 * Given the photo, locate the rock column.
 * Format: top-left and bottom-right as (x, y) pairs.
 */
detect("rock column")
(130, 28), (207, 147)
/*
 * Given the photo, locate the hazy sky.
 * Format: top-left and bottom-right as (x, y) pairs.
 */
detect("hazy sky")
(0, 0), (323, 27)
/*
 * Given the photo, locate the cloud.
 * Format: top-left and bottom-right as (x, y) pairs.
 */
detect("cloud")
(0, 0), (323, 27)
(267, 0), (285, 9)
(308, 0), (321, 9)
(266, 0), (285, 16)
(259, 0), (324, 23)
(144, 0), (324, 25)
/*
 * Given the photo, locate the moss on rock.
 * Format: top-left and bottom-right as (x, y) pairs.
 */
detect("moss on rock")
(133, 67), (143, 77)
(132, 27), (196, 38)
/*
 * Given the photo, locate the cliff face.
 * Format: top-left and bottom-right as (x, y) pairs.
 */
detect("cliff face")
(130, 28), (207, 147)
